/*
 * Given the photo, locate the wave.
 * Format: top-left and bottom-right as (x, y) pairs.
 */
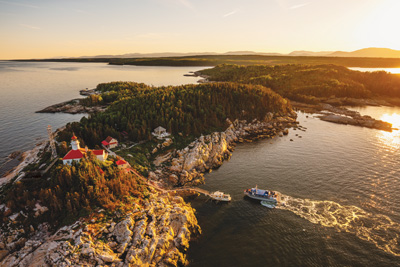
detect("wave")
(277, 194), (400, 256)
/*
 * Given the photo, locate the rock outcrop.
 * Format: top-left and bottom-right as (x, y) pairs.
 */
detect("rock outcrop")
(292, 101), (393, 131)
(150, 113), (298, 187)
(36, 99), (106, 114)
(0, 195), (200, 267)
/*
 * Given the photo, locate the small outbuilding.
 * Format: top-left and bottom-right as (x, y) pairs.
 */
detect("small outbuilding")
(152, 126), (170, 139)
(102, 136), (118, 149)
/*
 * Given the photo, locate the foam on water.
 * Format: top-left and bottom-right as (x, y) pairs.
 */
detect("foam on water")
(278, 194), (400, 256)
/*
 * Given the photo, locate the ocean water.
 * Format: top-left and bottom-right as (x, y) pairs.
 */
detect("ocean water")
(0, 61), (204, 176)
(187, 110), (400, 266)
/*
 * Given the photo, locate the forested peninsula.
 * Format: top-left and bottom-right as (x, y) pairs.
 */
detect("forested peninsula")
(0, 81), (296, 266)
(198, 64), (400, 130)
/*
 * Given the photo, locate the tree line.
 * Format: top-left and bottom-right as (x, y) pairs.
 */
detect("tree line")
(59, 81), (293, 147)
(199, 64), (400, 104)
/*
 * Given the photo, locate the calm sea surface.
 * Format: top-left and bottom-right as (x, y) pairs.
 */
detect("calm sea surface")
(0, 61), (204, 176)
(1, 62), (399, 266)
(188, 110), (400, 266)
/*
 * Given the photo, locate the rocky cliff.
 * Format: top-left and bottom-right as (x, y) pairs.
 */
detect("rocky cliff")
(0, 194), (200, 267)
(149, 112), (297, 187)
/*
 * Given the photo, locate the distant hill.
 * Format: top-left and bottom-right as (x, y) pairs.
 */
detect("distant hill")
(288, 51), (334, 57)
(77, 51), (282, 59)
(78, 52), (218, 59)
(330, 48), (400, 58)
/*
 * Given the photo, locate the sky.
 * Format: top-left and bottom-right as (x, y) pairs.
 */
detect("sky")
(0, 0), (399, 59)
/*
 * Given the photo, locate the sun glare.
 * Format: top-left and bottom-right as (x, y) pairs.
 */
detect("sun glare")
(380, 113), (400, 129)
(377, 113), (400, 149)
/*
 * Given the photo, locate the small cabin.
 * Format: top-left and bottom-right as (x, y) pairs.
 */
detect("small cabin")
(102, 136), (118, 149)
(116, 159), (129, 169)
(152, 126), (170, 139)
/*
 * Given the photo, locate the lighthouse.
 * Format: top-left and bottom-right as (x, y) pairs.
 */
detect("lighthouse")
(71, 135), (80, 150)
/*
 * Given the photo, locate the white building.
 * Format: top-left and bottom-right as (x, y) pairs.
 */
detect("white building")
(152, 126), (170, 139)
(102, 136), (118, 149)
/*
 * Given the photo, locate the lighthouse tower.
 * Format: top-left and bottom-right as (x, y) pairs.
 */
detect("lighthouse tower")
(71, 135), (80, 150)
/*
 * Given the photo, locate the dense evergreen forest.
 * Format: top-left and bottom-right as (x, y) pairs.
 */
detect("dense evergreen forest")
(199, 64), (400, 104)
(59, 82), (292, 147)
(0, 155), (147, 229)
(17, 54), (400, 68)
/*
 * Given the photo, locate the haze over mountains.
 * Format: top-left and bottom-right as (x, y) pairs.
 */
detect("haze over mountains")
(75, 48), (400, 59)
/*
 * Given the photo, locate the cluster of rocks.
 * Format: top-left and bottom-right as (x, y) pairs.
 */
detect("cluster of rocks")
(149, 113), (297, 187)
(292, 101), (393, 131)
(193, 71), (211, 84)
(317, 104), (392, 131)
(36, 99), (106, 114)
(152, 138), (173, 155)
(0, 194), (200, 267)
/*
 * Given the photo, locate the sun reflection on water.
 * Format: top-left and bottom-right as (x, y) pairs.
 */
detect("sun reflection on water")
(377, 113), (400, 149)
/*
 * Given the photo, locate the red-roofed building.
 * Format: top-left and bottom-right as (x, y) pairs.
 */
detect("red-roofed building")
(102, 136), (118, 149)
(116, 159), (129, 169)
(93, 150), (107, 161)
(62, 135), (108, 165)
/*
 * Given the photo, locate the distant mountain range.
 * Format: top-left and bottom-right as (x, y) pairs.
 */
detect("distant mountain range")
(75, 51), (282, 59)
(65, 47), (400, 59)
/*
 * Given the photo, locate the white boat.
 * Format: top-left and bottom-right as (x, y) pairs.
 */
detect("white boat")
(244, 186), (281, 203)
(210, 191), (231, 201)
(261, 201), (276, 208)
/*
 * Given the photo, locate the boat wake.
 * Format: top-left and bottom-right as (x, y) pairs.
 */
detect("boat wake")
(277, 194), (400, 257)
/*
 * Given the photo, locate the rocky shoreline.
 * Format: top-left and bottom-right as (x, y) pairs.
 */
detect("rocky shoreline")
(36, 99), (106, 114)
(193, 71), (211, 84)
(149, 112), (298, 188)
(0, 141), (47, 187)
(0, 194), (200, 266)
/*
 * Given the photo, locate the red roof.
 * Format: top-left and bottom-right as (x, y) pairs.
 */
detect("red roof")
(101, 140), (109, 146)
(92, 150), (104, 156)
(105, 136), (114, 143)
(116, 159), (127, 165)
(63, 149), (84, 160)
(71, 135), (78, 140)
